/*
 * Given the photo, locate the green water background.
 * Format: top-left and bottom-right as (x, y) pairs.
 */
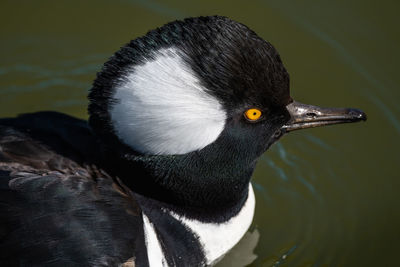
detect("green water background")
(1, 0), (399, 266)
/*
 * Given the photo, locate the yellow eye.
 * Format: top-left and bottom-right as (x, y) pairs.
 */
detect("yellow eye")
(244, 108), (262, 121)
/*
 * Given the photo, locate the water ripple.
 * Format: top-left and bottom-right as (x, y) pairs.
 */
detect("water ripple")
(263, 0), (399, 133)
(367, 92), (400, 133)
(271, 245), (298, 267)
(303, 134), (333, 151)
(261, 156), (288, 181)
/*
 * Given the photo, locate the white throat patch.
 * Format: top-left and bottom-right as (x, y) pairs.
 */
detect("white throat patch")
(110, 47), (226, 155)
(168, 184), (256, 265)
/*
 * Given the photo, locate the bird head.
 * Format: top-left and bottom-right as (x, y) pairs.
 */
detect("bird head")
(88, 16), (366, 209)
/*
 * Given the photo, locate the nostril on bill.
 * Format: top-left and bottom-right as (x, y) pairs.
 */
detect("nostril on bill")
(305, 112), (317, 118)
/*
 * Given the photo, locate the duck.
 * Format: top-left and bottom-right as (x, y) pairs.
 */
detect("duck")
(0, 16), (366, 266)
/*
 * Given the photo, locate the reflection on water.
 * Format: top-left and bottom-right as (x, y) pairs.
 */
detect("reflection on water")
(270, 244), (297, 267)
(1, 0), (399, 266)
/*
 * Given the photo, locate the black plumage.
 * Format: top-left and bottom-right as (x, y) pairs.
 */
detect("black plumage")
(0, 113), (148, 266)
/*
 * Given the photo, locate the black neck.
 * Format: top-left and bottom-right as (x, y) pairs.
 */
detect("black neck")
(103, 137), (255, 222)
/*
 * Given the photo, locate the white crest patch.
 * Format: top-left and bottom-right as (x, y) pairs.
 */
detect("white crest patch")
(110, 47), (226, 155)
(167, 184), (256, 265)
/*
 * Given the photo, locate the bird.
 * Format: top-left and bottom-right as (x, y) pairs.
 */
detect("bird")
(0, 16), (366, 266)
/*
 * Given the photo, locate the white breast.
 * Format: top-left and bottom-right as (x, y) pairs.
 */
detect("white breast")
(168, 184), (256, 265)
(142, 214), (169, 267)
(141, 184), (255, 266)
